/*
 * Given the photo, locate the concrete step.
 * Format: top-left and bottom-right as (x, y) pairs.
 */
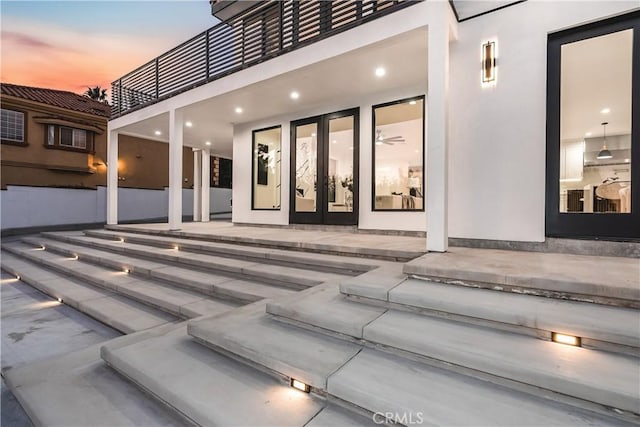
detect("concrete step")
(101, 323), (325, 426)
(82, 229), (377, 275)
(27, 235), (297, 305)
(1, 251), (176, 334)
(3, 327), (188, 427)
(328, 349), (634, 426)
(105, 223), (424, 262)
(268, 285), (640, 414)
(403, 247), (640, 308)
(305, 405), (376, 426)
(37, 232), (346, 289)
(188, 303), (362, 390)
(4, 242), (238, 319)
(340, 275), (640, 353)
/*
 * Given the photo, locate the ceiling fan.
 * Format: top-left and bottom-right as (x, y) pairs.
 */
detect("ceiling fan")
(375, 129), (405, 145)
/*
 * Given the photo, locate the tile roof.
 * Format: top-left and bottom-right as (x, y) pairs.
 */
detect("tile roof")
(0, 83), (111, 118)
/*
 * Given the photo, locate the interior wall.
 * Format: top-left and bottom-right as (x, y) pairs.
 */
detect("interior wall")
(448, 1), (637, 242)
(233, 86), (427, 231)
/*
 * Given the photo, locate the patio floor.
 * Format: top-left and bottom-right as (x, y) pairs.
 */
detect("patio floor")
(107, 221), (427, 261)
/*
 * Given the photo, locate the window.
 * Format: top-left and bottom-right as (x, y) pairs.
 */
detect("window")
(252, 126), (281, 209)
(372, 96), (425, 211)
(546, 11), (639, 239)
(212, 156), (232, 189)
(45, 125), (93, 152)
(60, 127), (87, 149)
(1, 108), (25, 144)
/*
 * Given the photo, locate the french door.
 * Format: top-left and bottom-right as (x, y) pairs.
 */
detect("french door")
(290, 108), (359, 225)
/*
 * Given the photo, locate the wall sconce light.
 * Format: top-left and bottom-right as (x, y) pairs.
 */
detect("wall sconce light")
(482, 40), (497, 85)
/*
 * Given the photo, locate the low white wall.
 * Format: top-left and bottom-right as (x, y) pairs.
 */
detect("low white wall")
(1, 185), (233, 231)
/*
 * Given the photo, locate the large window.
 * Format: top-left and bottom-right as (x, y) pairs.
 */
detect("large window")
(1, 108), (25, 144)
(372, 96), (425, 211)
(546, 11), (639, 239)
(252, 125), (281, 209)
(46, 124), (94, 152)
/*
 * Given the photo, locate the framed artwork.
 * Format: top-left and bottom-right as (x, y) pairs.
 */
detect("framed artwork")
(257, 143), (268, 185)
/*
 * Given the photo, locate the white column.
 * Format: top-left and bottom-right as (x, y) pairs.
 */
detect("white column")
(426, 6), (452, 252)
(168, 109), (183, 230)
(107, 129), (118, 225)
(201, 149), (211, 222)
(193, 149), (202, 222)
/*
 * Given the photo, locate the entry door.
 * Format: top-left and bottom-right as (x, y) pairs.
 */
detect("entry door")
(290, 108), (359, 225)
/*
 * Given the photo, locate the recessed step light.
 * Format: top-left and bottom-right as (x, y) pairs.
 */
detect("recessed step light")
(290, 378), (310, 393)
(57, 297), (63, 303)
(552, 332), (581, 347)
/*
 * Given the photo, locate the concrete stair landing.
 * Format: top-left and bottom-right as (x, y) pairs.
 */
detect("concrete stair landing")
(2, 227), (639, 426)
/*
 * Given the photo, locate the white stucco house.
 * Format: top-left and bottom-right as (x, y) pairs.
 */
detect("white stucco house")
(107, 0), (640, 251)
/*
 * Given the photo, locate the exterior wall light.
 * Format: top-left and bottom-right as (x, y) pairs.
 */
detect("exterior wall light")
(291, 379), (310, 393)
(552, 332), (581, 347)
(482, 40), (497, 85)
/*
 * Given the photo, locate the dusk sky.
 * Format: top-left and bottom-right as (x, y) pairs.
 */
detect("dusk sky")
(1, 1), (218, 95)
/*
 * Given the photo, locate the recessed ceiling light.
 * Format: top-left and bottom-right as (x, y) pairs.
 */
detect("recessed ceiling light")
(348, 146), (354, 150)
(375, 67), (386, 77)
(235, 107), (243, 114)
(332, 140), (337, 144)
(185, 121), (193, 127)
(290, 91), (300, 100)
(154, 130), (162, 136)
(409, 100), (417, 105)
(585, 132), (592, 137)
(311, 133), (316, 137)
(600, 108), (610, 114)
(205, 141), (211, 146)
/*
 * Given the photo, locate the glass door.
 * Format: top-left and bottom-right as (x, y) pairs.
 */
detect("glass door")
(290, 108), (359, 225)
(546, 12), (639, 239)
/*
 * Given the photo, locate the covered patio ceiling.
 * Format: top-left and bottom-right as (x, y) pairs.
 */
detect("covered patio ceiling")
(116, 27), (428, 158)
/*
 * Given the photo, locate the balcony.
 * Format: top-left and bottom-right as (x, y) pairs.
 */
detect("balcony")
(111, 0), (418, 118)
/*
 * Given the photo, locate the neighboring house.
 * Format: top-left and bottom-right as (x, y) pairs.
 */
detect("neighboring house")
(1, 83), (111, 189)
(107, 1), (639, 247)
(0, 83), (232, 231)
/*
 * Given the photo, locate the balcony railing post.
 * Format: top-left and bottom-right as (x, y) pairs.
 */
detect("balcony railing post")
(292, 0), (299, 46)
(155, 58), (160, 99)
(320, 1), (331, 34)
(118, 79), (123, 115)
(205, 29), (210, 80)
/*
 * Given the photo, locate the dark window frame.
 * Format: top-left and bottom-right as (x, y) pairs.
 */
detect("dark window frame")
(371, 95), (426, 212)
(251, 124), (282, 211)
(43, 124), (95, 154)
(1, 108), (27, 146)
(546, 11), (640, 240)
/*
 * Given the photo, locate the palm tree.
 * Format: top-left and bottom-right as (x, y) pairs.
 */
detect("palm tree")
(85, 86), (108, 102)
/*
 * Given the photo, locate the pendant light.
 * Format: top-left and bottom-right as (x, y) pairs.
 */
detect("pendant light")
(597, 122), (612, 160)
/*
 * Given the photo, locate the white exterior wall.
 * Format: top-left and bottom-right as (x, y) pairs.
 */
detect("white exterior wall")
(448, 1), (637, 242)
(233, 86), (428, 232)
(1, 186), (231, 231)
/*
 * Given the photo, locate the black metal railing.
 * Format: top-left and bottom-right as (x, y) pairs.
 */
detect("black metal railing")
(111, 0), (418, 118)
